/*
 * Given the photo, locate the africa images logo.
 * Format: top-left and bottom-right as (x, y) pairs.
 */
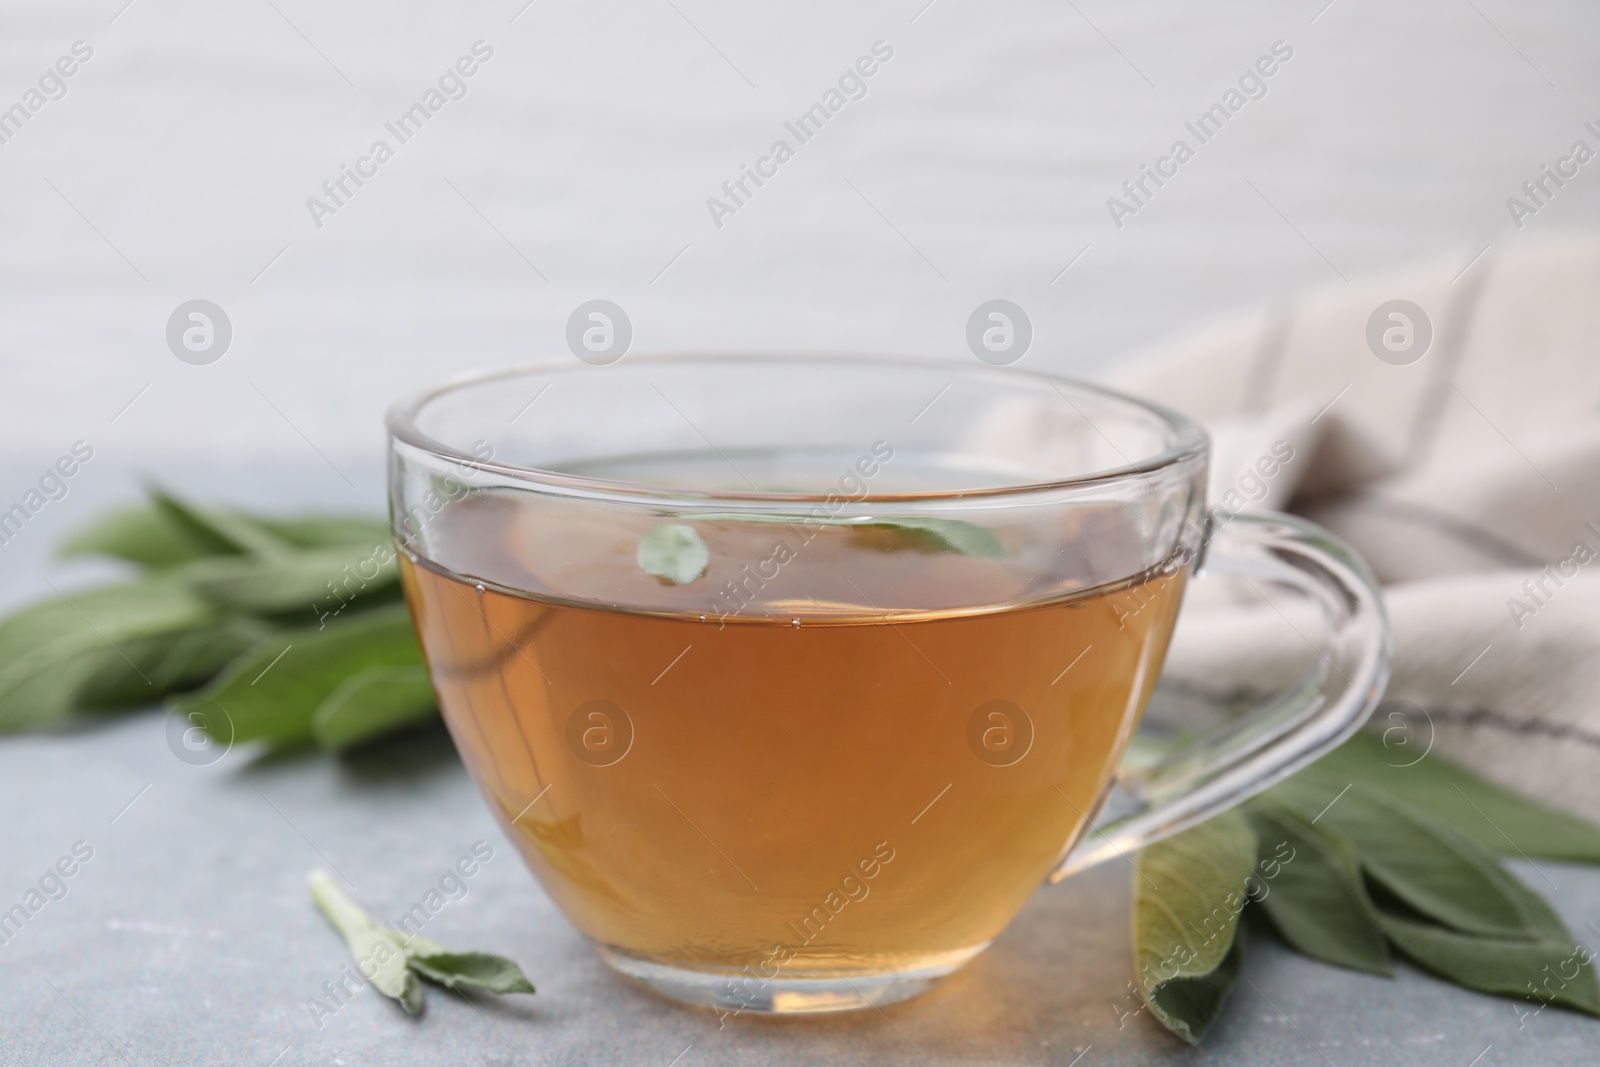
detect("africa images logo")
(1105, 40), (1294, 228)
(304, 42), (495, 229)
(704, 41), (895, 229)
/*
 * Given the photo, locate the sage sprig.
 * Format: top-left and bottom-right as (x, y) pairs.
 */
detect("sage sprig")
(1134, 730), (1600, 1043)
(0, 488), (418, 751)
(309, 869), (423, 1013)
(308, 869), (534, 1015)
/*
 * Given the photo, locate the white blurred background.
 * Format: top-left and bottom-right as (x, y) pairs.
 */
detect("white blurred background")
(1, 0), (1597, 560)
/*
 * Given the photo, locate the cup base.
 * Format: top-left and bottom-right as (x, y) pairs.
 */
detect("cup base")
(597, 943), (988, 1016)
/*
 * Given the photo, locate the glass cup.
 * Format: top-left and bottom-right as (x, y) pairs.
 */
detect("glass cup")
(386, 354), (1390, 1016)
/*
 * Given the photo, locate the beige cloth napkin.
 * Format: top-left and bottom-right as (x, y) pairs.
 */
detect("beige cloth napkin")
(1105, 232), (1600, 821)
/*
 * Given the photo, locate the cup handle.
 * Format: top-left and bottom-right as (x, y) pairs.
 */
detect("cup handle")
(1051, 510), (1392, 881)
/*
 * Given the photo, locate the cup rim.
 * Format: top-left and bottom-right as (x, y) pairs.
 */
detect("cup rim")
(385, 352), (1209, 504)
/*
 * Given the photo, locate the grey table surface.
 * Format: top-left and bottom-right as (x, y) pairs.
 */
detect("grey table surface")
(4, 711), (1600, 1067)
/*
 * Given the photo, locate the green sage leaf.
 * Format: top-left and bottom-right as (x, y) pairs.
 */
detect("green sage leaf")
(1472, 847), (1577, 943)
(1270, 780), (1535, 940)
(1132, 809), (1258, 1044)
(175, 604), (422, 750)
(406, 951), (536, 996)
(74, 616), (274, 710)
(1311, 731), (1600, 862)
(1243, 801), (1391, 976)
(177, 543), (398, 617)
(308, 869), (422, 1014)
(309, 875), (536, 1015)
(848, 516), (1007, 558)
(1152, 930), (1245, 1044)
(61, 501), (388, 569)
(0, 578), (218, 732)
(311, 664), (437, 752)
(398, 929), (535, 997)
(58, 505), (214, 569)
(1375, 880), (1600, 1016)
(637, 524), (709, 585)
(691, 511), (1007, 557)
(148, 487), (293, 557)
(264, 516), (391, 550)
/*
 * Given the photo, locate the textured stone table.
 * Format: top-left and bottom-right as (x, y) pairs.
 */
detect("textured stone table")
(3, 710), (1600, 1067)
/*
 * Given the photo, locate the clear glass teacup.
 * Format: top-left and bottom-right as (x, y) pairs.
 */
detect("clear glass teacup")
(386, 354), (1389, 1015)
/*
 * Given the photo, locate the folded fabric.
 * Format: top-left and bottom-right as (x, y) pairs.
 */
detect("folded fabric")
(1106, 232), (1600, 821)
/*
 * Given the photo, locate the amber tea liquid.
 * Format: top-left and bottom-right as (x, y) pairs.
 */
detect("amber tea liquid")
(400, 464), (1187, 990)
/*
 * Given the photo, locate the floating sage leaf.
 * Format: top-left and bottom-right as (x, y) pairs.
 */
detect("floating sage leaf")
(308, 869), (422, 1014)
(848, 516), (1006, 558)
(1132, 808), (1258, 1044)
(637, 524), (709, 585)
(689, 511), (1007, 557)
(1243, 801), (1391, 976)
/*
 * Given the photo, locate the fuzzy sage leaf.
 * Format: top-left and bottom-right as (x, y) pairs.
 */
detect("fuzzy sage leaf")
(1243, 801), (1391, 976)
(1270, 780), (1536, 940)
(1133, 730), (1600, 1044)
(177, 543), (399, 616)
(635, 513), (1006, 585)
(848, 516), (1006, 558)
(61, 492), (390, 570)
(1376, 891), (1600, 1016)
(311, 664), (438, 752)
(405, 950), (537, 996)
(148, 486), (294, 558)
(690, 512), (1006, 557)
(637, 524), (710, 585)
(309, 869), (422, 1014)
(0, 578), (226, 732)
(1131, 808), (1258, 1044)
(176, 604), (427, 750)
(1307, 731), (1600, 862)
(309, 872), (536, 1016)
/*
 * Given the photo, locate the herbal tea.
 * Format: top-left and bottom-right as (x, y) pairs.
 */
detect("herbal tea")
(399, 471), (1188, 983)
(387, 357), (1390, 1015)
